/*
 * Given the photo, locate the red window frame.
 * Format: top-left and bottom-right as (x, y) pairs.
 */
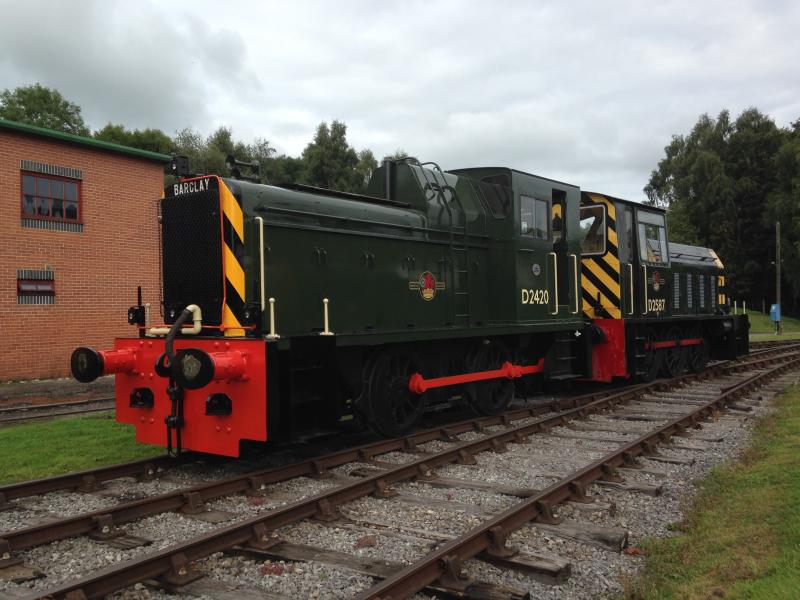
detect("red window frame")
(20, 171), (82, 224)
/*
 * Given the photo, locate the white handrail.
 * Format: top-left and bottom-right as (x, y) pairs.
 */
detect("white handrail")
(255, 216), (266, 312)
(548, 252), (559, 315)
(627, 263), (635, 315)
(642, 265), (648, 315)
(569, 254), (579, 314)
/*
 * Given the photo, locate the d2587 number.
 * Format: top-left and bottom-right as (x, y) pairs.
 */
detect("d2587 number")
(647, 298), (666, 312)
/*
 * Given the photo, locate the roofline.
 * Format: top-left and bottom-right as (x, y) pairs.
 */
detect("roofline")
(0, 118), (172, 163)
(584, 190), (666, 213)
(449, 166), (579, 190)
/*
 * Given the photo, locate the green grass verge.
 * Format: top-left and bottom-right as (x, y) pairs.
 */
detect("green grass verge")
(624, 384), (800, 599)
(0, 413), (161, 485)
(746, 309), (800, 334)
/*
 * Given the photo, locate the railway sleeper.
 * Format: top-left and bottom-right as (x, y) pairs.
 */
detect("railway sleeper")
(233, 541), (531, 600)
(595, 480), (664, 496)
(530, 518), (629, 552)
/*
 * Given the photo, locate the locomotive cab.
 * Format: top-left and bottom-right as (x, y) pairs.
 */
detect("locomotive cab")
(578, 193), (747, 382)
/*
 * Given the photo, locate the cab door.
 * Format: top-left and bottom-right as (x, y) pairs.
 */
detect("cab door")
(635, 209), (670, 316)
(618, 205), (637, 317)
(517, 194), (557, 321)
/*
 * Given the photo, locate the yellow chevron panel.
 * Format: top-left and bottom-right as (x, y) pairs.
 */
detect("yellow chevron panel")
(220, 181), (244, 241)
(582, 258), (621, 298)
(223, 304), (244, 337)
(607, 225), (618, 248)
(600, 252), (620, 273)
(582, 276), (622, 319)
(223, 245), (245, 300)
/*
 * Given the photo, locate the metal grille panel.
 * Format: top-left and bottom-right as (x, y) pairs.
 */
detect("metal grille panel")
(161, 190), (223, 325)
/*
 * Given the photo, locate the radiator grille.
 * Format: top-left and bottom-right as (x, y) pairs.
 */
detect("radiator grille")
(161, 188), (223, 326)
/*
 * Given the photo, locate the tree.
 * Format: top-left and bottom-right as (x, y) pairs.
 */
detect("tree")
(0, 84), (89, 135)
(645, 108), (793, 310)
(172, 126), (276, 178)
(301, 120), (376, 193)
(262, 155), (305, 184)
(94, 123), (173, 154)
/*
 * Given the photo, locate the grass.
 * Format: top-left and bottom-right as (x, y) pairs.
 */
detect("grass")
(624, 384), (800, 599)
(745, 309), (800, 334)
(0, 413), (161, 485)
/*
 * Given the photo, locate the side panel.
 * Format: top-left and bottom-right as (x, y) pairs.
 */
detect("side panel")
(114, 338), (266, 457)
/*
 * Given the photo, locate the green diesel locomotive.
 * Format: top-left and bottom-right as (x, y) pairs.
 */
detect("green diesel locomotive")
(71, 157), (749, 456)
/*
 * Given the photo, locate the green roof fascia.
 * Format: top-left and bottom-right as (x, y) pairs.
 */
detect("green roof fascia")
(0, 118), (172, 163)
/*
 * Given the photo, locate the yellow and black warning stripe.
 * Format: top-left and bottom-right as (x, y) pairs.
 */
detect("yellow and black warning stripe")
(581, 193), (622, 319)
(219, 180), (246, 336)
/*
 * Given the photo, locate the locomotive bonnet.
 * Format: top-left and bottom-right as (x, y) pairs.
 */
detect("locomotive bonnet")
(71, 156), (749, 456)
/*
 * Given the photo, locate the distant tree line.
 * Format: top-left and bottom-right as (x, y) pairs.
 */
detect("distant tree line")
(646, 108), (800, 315)
(0, 84), (411, 195)
(4, 85), (798, 314)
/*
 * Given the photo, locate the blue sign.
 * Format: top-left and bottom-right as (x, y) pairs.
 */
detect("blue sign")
(770, 304), (781, 322)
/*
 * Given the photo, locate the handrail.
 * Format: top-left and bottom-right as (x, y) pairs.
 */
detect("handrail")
(569, 254), (579, 314)
(256, 216), (266, 312)
(642, 264), (648, 315)
(627, 263), (635, 315)
(549, 252), (559, 315)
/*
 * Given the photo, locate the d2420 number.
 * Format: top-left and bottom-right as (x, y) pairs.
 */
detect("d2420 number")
(521, 288), (550, 305)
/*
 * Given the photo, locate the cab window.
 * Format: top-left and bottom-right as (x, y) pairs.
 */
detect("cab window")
(579, 205), (606, 255)
(520, 195), (549, 239)
(480, 174), (512, 218)
(637, 210), (668, 264)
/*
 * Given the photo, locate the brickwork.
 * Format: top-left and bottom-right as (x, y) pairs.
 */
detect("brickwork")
(0, 129), (164, 380)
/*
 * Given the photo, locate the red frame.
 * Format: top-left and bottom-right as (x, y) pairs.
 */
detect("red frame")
(20, 171), (82, 224)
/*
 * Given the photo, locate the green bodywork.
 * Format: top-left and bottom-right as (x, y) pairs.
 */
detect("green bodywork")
(226, 162), (585, 347)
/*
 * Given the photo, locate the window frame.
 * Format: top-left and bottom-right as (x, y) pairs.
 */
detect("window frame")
(519, 194), (550, 241)
(579, 204), (607, 256)
(636, 209), (669, 266)
(20, 171), (82, 225)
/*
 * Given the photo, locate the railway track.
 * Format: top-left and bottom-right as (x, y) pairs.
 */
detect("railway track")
(0, 398), (115, 427)
(0, 349), (797, 599)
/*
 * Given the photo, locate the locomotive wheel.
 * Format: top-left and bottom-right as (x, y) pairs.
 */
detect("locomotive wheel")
(365, 350), (426, 437)
(687, 327), (709, 373)
(638, 327), (662, 382)
(661, 326), (688, 377)
(462, 341), (515, 416)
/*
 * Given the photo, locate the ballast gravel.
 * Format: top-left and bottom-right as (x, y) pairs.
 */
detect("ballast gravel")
(456, 379), (798, 599)
(2, 375), (796, 600)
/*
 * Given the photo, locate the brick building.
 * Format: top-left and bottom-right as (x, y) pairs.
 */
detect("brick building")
(0, 118), (169, 380)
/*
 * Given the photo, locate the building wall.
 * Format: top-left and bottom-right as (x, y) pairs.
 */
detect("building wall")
(0, 129), (163, 380)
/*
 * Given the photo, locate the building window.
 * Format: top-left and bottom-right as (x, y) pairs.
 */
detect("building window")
(17, 269), (55, 305)
(21, 172), (81, 224)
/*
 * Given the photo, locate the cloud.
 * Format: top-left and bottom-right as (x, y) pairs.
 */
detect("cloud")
(1, 0), (798, 200)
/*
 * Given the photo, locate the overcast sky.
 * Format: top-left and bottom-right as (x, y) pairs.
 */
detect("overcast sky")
(1, 0), (798, 199)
